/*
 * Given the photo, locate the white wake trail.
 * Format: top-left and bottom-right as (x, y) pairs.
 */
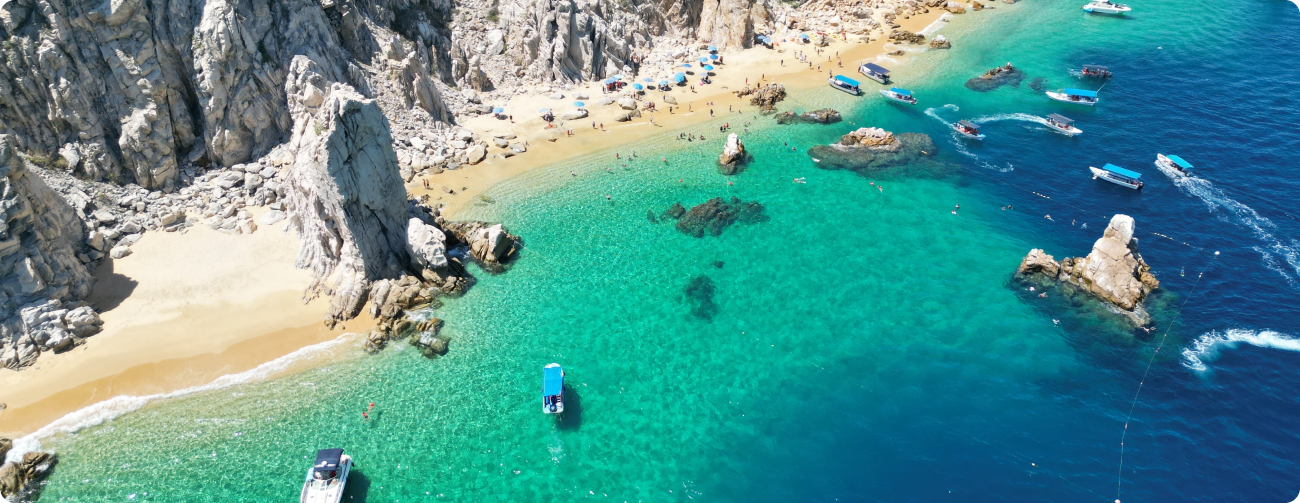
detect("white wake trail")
(3, 334), (355, 464)
(1182, 329), (1300, 371)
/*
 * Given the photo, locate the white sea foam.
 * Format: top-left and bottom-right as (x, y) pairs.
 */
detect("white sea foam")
(3, 334), (355, 464)
(970, 112), (1050, 127)
(1182, 329), (1300, 372)
(923, 106), (1006, 171)
(1155, 161), (1300, 287)
(917, 13), (954, 37)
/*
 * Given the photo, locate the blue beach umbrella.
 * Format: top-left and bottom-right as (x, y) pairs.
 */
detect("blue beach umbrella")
(573, 101), (585, 107)
(682, 63), (692, 68)
(703, 65), (714, 72)
(673, 72), (686, 82)
(800, 33), (810, 40)
(710, 54), (719, 60)
(699, 57), (708, 63)
(632, 83), (643, 90)
(539, 108), (551, 113)
(643, 78), (654, 83)
(659, 80), (670, 86)
(492, 107), (504, 114)
(708, 46), (717, 52)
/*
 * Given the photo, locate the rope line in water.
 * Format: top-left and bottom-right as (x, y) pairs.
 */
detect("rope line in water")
(1114, 251), (1218, 503)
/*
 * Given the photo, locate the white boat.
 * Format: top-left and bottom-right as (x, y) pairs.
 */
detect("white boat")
(1155, 153), (1193, 176)
(1046, 88), (1098, 106)
(859, 62), (891, 84)
(828, 75), (862, 95)
(1090, 163), (1144, 190)
(953, 120), (985, 140)
(543, 363), (564, 414)
(1044, 113), (1083, 136)
(1082, 0), (1131, 14)
(1070, 64), (1113, 78)
(880, 87), (917, 105)
(301, 449), (352, 503)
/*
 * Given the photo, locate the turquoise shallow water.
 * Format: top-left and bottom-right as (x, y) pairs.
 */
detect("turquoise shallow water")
(25, 0), (1300, 501)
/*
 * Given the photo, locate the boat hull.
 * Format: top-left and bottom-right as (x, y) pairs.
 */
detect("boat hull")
(1046, 91), (1097, 106)
(301, 455), (352, 503)
(1155, 154), (1189, 176)
(1090, 167), (1143, 189)
(1045, 123), (1083, 136)
(1082, 2), (1130, 14)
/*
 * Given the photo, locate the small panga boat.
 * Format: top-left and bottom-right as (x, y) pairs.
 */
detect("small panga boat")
(953, 120), (985, 140)
(1155, 153), (1193, 176)
(828, 75), (862, 95)
(1090, 163), (1144, 190)
(1046, 88), (1098, 106)
(858, 62), (891, 84)
(880, 87), (917, 104)
(1044, 113), (1083, 136)
(301, 449), (352, 503)
(1082, 0), (1131, 14)
(543, 363), (564, 414)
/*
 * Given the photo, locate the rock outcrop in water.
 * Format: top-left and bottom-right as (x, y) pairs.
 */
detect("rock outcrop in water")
(0, 450), (57, 502)
(717, 133), (749, 175)
(808, 128), (939, 176)
(0, 136), (102, 369)
(965, 63), (1025, 92)
(684, 274), (718, 321)
(662, 197), (768, 238)
(1015, 214), (1160, 325)
(776, 109), (842, 125)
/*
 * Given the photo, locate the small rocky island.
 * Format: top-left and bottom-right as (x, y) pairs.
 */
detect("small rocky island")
(717, 133), (750, 175)
(807, 127), (938, 175)
(965, 63), (1025, 92)
(775, 108), (842, 125)
(1015, 214), (1160, 326)
(660, 197), (769, 238)
(736, 83), (787, 111)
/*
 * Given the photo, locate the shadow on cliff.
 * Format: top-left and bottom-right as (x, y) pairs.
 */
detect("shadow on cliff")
(556, 384), (584, 431)
(84, 259), (138, 312)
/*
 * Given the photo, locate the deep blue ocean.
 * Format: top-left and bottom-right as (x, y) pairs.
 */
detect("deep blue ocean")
(19, 0), (1300, 501)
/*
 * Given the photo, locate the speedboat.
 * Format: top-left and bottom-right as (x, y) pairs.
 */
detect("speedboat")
(1071, 64), (1113, 78)
(828, 75), (862, 95)
(859, 62), (891, 84)
(953, 120), (985, 140)
(880, 87), (917, 105)
(1155, 153), (1193, 176)
(301, 449), (352, 503)
(1082, 0), (1131, 14)
(543, 363), (564, 414)
(1046, 88), (1098, 106)
(1090, 163), (1144, 189)
(1044, 113), (1083, 136)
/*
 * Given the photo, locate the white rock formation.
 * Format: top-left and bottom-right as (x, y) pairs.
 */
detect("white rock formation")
(406, 218), (449, 271)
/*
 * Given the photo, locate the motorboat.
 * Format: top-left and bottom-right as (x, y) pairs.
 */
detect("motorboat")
(953, 120), (985, 140)
(1046, 88), (1098, 105)
(1044, 113), (1083, 136)
(859, 62), (891, 84)
(1090, 163), (1144, 189)
(880, 87), (917, 105)
(301, 449), (352, 503)
(1156, 153), (1193, 176)
(1082, 0), (1131, 14)
(1071, 64), (1113, 78)
(828, 75), (862, 95)
(543, 363), (565, 414)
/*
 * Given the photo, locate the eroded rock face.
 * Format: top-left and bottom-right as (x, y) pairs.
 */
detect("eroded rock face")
(0, 451), (57, 502)
(1015, 214), (1160, 325)
(280, 59), (411, 323)
(0, 136), (101, 369)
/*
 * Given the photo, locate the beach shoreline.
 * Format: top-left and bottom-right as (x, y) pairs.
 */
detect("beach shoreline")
(0, 5), (970, 439)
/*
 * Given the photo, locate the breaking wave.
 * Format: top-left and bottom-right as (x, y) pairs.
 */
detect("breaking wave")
(1154, 162), (1300, 287)
(3, 334), (356, 464)
(1182, 329), (1300, 372)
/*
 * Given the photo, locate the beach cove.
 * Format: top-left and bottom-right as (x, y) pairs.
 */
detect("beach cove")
(7, 0), (1300, 502)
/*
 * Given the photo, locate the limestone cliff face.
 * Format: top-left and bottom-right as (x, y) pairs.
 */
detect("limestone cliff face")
(0, 135), (100, 369)
(280, 57), (410, 324)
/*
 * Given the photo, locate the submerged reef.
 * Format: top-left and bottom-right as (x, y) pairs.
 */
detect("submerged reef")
(684, 275), (718, 321)
(661, 198), (769, 238)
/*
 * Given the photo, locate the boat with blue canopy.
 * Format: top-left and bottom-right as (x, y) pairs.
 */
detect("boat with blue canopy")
(543, 363), (564, 414)
(1047, 88), (1098, 105)
(953, 120), (985, 140)
(300, 449), (352, 503)
(880, 87), (917, 104)
(858, 62), (891, 84)
(1155, 153), (1194, 176)
(828, 75), (861, 95)
(1090, 163), (1144, 189)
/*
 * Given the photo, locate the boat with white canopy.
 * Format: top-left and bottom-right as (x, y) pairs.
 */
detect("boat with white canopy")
(858, 62), (891, 84)
(1090, 163), (1144, 189)
(1045, 114), (1082, 136)
(880, 87), (917, 104)
(1047, 88), (1098, 105)
(829, 75), (862, 95)
(1155, 153), (1194, 176)
(301, 449), (352, 503)
(1082, 0), (1131, 14)
(953, 120), (985, 140)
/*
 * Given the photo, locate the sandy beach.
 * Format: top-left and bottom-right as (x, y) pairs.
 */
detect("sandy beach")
(416, 9), (953, 217)
(0, 7), (952, 438)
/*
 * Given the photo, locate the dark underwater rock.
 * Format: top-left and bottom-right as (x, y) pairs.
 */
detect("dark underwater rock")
(664, 197), (769, 238)
(965, 63), (1025, 92)
(684, 275), (718, 321)
(776, 108), (843, 125)
(1028, 77), (1046, 92)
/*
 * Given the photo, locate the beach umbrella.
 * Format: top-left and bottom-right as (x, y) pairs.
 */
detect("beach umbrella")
(673, 72), (686, 82)
(707, 46), (717, 52)
(699, 57), (708, 63)
(703, 65), (714, 72)
(539, 108), (551, 113)
(659, 80), (670, 86)
(492, 107), (505, 114)
(682, 63), (692, 68)
(643, 78), (653, 83)
(632, 83), (644, 90)
(710, 54), (719, 60)
(573, 101), (585, 107)
(800, 33), (809, 39)
(612, 74), (623, 80)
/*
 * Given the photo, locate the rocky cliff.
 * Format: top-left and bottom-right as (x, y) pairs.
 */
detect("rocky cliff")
(1015, 214), (1160, 325)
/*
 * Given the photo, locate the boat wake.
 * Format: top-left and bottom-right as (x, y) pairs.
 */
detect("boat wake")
(1182, 329), (1300, 371)
(1154, 163), (1300, 287)
(970, 113), (1050, 127)
(923, 106), (1010, 171)
(3, 334), (356, 465)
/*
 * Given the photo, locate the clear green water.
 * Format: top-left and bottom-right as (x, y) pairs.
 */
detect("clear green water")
(28, 1), (1300, 501)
